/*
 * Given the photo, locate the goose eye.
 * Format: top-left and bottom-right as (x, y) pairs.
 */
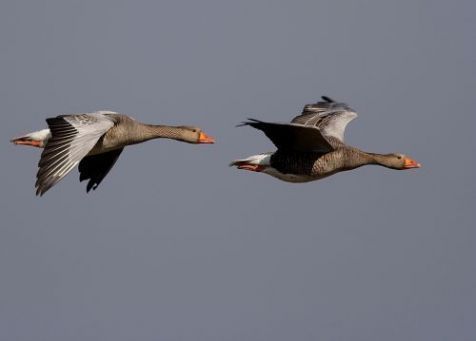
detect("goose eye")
(397, 156), (402, 160)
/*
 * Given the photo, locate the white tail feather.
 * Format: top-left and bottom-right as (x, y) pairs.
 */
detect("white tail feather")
(11, 129), (51, 148)
(230, 153), (272, 167)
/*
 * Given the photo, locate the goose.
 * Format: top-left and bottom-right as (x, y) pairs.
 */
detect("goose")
(231, 96), (420, 182)
(11, 111), (215, 195)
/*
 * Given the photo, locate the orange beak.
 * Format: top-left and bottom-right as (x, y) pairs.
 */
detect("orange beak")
(198, 131), (215, 144)
(403, 157), (421, 169)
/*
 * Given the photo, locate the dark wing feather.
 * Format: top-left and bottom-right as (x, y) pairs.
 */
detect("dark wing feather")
(240, 119), (333, 152)
(78, 148), (123, 192)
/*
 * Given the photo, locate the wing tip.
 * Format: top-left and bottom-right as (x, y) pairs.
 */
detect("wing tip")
(321, 95), (335, 103)
(236, 118), (262, 127)
(35, 182), (50, 197)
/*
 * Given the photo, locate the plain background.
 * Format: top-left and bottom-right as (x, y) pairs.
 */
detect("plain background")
(1, 1), (475, 340)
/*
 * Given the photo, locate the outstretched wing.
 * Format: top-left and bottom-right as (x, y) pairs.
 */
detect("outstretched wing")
(35, 112), (116, 196)
(78, 148), (124, 192)
(239, 119), (333, 152)
(291, 96), (358, 142)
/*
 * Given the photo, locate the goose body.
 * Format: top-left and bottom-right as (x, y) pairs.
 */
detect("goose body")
(231, 96), (420, 182)
(12, 111), (215, 195)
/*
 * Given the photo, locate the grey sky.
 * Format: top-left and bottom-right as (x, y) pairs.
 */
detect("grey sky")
(1, 0), (475, 340)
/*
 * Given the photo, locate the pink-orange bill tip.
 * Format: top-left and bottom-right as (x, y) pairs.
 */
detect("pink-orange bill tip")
(198, 132), (215, 144)
(403, 157), (421, 169)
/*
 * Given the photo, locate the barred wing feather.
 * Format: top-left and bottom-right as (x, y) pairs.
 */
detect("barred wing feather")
(35, 113), (115, 196)
(291, 96), (358, 142)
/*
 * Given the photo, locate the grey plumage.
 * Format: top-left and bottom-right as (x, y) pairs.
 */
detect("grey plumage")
(13, 111), (214, 196)
(232, 96), (420, 182)
(291, 96), (358, 142)
(35, 113), (116, 195)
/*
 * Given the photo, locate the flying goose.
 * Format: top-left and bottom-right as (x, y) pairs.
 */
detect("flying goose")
(231, 96), (420, 182)
(12, 111), (215, 195)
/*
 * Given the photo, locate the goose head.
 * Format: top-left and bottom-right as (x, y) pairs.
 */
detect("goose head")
(177, 126), (215, 144)
(378, 153), (421, 170)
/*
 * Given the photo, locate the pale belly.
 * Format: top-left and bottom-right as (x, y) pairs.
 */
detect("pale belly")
(264, 167), (339, 183)
(264, 168), (320, 183)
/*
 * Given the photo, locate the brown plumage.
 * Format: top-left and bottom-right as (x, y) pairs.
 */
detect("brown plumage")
(12, 111), (215, 195)
(231, 96), (420, 182)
